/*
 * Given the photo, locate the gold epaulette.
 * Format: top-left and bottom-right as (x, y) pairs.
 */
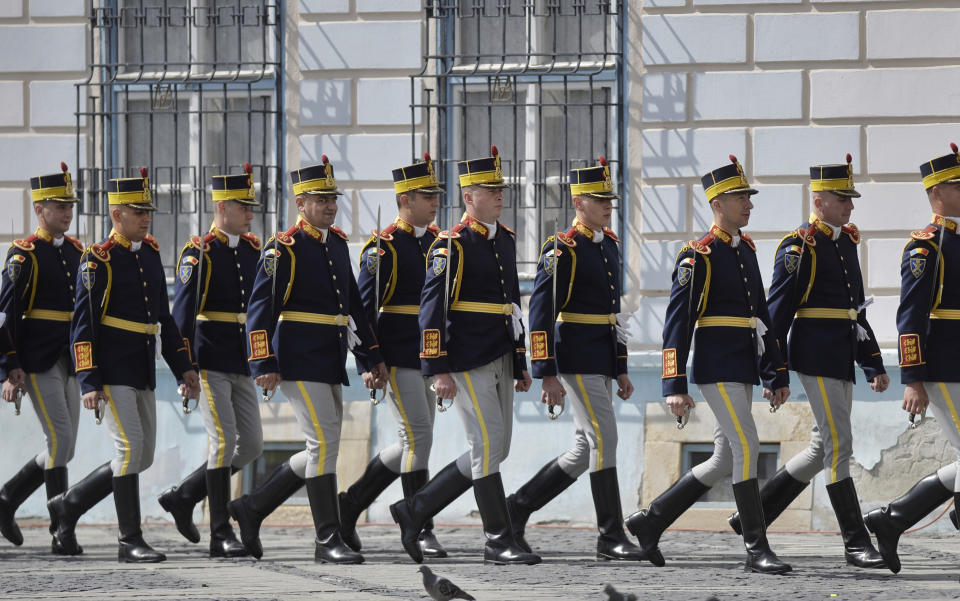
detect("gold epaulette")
(602, 227), (619, 242)
(740, 232), (756, 251)
(64, 235), (84, 252)
(556, 232), (576, 247)
(500, 223), (516, 236)
(689, 233), (714, 255)
(143, 234), (160, 251)
(242, 232), (261, 250)
(330, 225), (349, 241)
(373, 224), (395, 242)
(276, 226), (296, 246)
(911, 225), (937, 241)
(842, 223), (860, 244)
(91, 238), (114, 262)
(187, 235), (210, 252)
(427, 224), (440, 235)
(11, 236), (36, 252)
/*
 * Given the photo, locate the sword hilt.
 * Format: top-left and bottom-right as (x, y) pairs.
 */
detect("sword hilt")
(94, 393), (105, 425)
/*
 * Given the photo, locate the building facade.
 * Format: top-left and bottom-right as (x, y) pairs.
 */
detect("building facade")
(0, 0), (957, 530)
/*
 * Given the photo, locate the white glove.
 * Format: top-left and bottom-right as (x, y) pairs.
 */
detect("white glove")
(346, 315), (362, 350)
(511, 302), (524, 341)
(754, 318), (768, 356)
(615, 312), (633, 345)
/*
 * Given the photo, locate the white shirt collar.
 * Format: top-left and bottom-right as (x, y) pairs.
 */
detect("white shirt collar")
(413, 224), (427, 238)
(480, 220), (497, 240)
(225, 232), (240, 248)
(130, 240), (142, 252)
(591, 229), (603, 244)
(318, 228), (329, 241)
(52, 236), (64, 248)
(731, 234), (740, 248)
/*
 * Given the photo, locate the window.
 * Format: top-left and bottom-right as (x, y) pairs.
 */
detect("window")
(242, 442), (308, 504)
(77, 0), (283, 278)
(682, 443), (781, 505)
(414, 0), (625, 274)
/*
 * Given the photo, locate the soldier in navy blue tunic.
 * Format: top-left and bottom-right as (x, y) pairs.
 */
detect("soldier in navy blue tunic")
(158, 164), (264, 558)
(502, 158), (645, 562)
(337, 155), (448, 558)
(0, 162), (83, 553)
(390, 146), (540, 566)
(228, 156), (386, 564)
(726, 154), (887, 569)
(626, 156), (792, 575)
(865, 143), (960, 574)
(51, 168), (200, 563)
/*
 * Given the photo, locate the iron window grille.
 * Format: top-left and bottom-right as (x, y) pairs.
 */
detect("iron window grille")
(411, 0), (625, 278)
(75, 0), (283, 279)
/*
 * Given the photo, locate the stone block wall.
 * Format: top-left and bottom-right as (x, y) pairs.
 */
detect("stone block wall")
(626, 0), (960, 350)
(0, 0), (87, 241)
(290, 0), (425, 247)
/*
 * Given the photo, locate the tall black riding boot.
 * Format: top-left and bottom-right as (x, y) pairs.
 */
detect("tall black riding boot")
(226, 460), (304, 559)
(402, 469), (448, 558)
(826, 477), (885, 568)
(591, 468), (646, 561)
(307, 474), (364, 564)
(733, 478), (792, 574)
(390, 460), (472, 563)
(114, 474), (165, 563)
(624, 471), (710, 567)
(728, 466), (809, 535)
(44, 466), (68, 553)
(157, 462), (207, 543)
(47, 461), (113, 555)
(864, 472), (952, 574)
(0, 458), (44, 545)
(338, 454), (399, 552)
(505, 458), (577, 553)
(207, 467), (247, 558)
(473, 472), (541, 565)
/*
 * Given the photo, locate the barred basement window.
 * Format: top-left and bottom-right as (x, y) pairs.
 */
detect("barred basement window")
(682, 443), (781, 505)
(75, 0), (283, 279)
(413, 0), (625, 278)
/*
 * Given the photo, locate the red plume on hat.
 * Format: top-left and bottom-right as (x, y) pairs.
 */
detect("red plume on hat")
(423, 152), (431, 163)
(321, 154), (329, 164)
(845, 153), (853, 164)
(60, 161), (68, 173)
(490, 145), (498, 157)
(140, 167), (148, 179)
(951, 142), (959, 155)
(244, 161), (252, 174)
(729, 154), (738, 164)
(598, 156), (608, 166)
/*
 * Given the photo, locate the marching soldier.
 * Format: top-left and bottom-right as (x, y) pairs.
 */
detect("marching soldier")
(338, 155), (447, 557)
(228, 156), (387, 564)
(725, 155), (887, 569)
(49, 168), (200, 562)
(390, 145), (540, 566)
(504, 158), (645, 561)
(158, 164), (264, 558)
(625, 155), (792, 574)
(0, 163), (83, 553)
(865, 143), (960, 574)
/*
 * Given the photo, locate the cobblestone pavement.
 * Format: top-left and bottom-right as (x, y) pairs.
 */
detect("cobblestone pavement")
(1, 522), (957, 600)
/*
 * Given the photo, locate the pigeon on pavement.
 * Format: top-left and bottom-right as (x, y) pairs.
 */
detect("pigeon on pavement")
(603, 583), (637, 601)
(419, 566), (476, 601)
